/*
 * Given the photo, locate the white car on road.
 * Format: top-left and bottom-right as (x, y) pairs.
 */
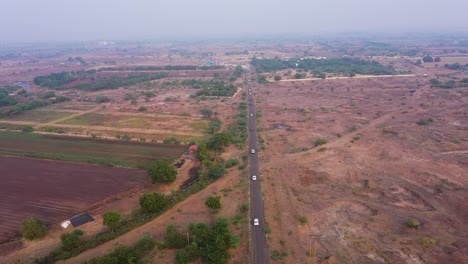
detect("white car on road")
(253, 218), (259, 226)
(252, 175), (257, 181)
(251, 149), (255, 154)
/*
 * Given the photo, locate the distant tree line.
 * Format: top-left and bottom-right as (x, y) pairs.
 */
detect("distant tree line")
(251, 56), (397, 75)
(225, 50), (249, 55)
(34, 72), (77, 88)
(0, 86), (70, 117)
(182, 79), (237, 97)
(445, 63), (468, 71)
(72, 72), (168, 91)
(98, 65), (225, 71)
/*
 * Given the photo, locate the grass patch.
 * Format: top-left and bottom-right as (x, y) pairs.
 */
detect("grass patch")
(1, 109), (74, 123)
(416, 118), (434, 126)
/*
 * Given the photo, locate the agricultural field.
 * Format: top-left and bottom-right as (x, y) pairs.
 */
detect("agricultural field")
(0, 131), (185, 167)
(59, 112), (208, 135)
(0, 156), (149, 244)
(0, 109), (75, 123)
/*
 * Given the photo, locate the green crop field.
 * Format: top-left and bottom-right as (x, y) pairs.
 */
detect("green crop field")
(0, 131), (185, 168)
(0, 109), (74, 123)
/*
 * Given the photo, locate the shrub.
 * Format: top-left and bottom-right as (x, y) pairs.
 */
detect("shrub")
(95, 96), (111, 103)
(102, 211), (121, 229)
(271, 249), (283, 261)
(296, 215), (308, 225)
(419, 236), (436, 249)
(229, 235), (240, 247)
(175, 250), (188, 264)
(406, 218), (420, 229)
(274, 75), (281, 81)
(148, 160), (178, 183)
(225, 158), (239, 168)
(61, 230), (84, 251)
(314, 138), (328, 147)
(200, 108), (212, 118)
(22, 126), (34, 133)
(416, 118), (433, 126)
(165, 224), (187, 249)
(134, 235), (155, 256)
(87, 245), (138, 264)
(208, 164), (226, 179)
(138, 106), (147, 111)
(140, 193), (166, 213)
(205, 196), (222, 210)
(20, 217), (47, 240)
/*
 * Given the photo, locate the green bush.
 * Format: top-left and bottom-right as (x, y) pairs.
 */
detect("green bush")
(165, 224), (187, 249)
(225, 158), (239, 168)
(140, 193), (166, 213)
(314, 138), (328, 147)
(22, 126), (34, 133)
(175, 250), (188, 264)
(205, 196), (222, 210)
(406, 218), (420, 229)
(134, 235), (155, 256)
(148, 160), (178, 183)
(416, 118), (433, 126)
(20, 217), (47, 240)
(102, 211), (121, 229)
(271, 249), (283, 261)
(208, 164), (226, 179)
(61, 230), (84, 251)
(95, 96), (111, 103)
(138, 106), (147, 111)
(229, 235), (240, 247)
(86, 245), (138, 264)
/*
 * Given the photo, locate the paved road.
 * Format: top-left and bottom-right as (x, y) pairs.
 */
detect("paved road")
(247, 70), (269, 264)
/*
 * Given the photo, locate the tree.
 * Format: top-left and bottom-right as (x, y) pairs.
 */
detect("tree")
(102, 211), (121, 229)
(148, 160), (177, 183)
(175, 250), (188, 264)
(165, 224), (187, 248)
(205, 196), (222, 209)
(61, 229), (84, 251)
(140, 192), (166, 213)
(434, 56), (441, 62)
(208, 164), (226, 179)
(200, 108), (212, 118)
(210, 132), (230, 151)
(416, 59), (422, 65)
(20, 217), (47, 240)
(196, 143), (212, 162)
(274, 75), (281, 81)
(422, 55), (434, 63)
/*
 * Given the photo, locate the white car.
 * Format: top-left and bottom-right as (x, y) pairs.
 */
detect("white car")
(250, 113), (253, 117)
(252, 175), (257, 181)
(253, 218), (259, 226)
(251, 149), (255, 154)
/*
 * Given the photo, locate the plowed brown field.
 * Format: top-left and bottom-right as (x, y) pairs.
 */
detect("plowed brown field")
(0, 156), (149, 243)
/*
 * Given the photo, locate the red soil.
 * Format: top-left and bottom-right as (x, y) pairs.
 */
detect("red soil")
(0, 156), (149, 244)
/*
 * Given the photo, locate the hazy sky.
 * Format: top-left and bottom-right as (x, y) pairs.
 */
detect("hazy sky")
(1, 0), (467, 43)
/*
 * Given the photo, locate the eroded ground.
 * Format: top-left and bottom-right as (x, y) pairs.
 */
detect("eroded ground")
(256, 74), (467, 263)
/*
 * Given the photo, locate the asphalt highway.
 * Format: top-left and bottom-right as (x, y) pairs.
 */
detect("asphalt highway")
(247, 70), (269, 264)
